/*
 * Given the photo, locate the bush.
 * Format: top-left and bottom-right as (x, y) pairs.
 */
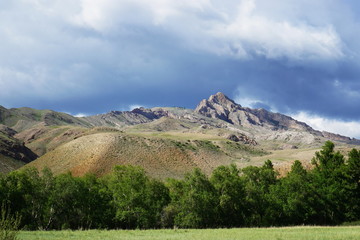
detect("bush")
(0, 206), (21, 240)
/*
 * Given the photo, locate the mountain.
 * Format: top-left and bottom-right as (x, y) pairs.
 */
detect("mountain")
(195, 92), (359, 145)
(195, 92), (313, 130)
(0, 105), (91, 132)
(83, 107), (170, 127)
(80, 92), (359, 146)
(0, 93), (358, 177)
(0, 124), (37, 173)
(0, 105), (93, 172)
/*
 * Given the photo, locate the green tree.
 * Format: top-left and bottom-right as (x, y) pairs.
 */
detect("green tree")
(47, 173), (80, 229)
(75, 174), (114, 229)
(241, 160), (278, 226)
(311, 141), (345, 171)
(309, 141), (349, 225)
(210, 164), (246, 227)
(345, 148), (360, 221)
(268, 160), (316, 225)
(166, 168), (218, 228)
(107, 165), (169, 229)
(0, 168), (42, 229)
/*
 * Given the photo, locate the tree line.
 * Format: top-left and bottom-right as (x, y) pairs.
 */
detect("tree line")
(1, 141), (360, 230)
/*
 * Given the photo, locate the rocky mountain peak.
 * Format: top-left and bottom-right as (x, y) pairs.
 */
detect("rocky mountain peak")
(195, 92), (317, 130)
(208, 92), (240, 107)
(194, 92), (241, 123)
(193, 93), (360, 144)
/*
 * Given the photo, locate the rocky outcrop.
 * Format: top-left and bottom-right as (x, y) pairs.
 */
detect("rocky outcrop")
(227, 134), (257, 145)
(321, 131), (360, 144)
(0, 131), (38, 164)
(246, 108), (317, 132)
(0, 139), (38, 163)
(0, 125), (17, 137)
(195, 92), (241, 123)
(83, 107), (172, 128)
(195, 92), (360, 145)
(195, 92), (315, 131)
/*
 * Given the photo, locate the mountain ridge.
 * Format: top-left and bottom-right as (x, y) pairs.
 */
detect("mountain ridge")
(2, 93), (357, 145)
(195, 92), (359, 144)
(1, 92), (359, 177)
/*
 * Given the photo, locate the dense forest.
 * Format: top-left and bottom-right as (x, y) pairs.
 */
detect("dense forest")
(1, 141), (360, 230)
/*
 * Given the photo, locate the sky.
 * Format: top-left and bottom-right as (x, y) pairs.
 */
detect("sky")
(1, 0), (360, 138)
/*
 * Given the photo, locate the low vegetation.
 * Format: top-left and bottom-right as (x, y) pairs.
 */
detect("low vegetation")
(0, 205), (20, 240)
(19, 227), (360, 240)
(0, 141), (360, 231)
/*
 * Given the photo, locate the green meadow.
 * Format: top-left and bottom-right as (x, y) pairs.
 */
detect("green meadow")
(19, 227), (360, 240)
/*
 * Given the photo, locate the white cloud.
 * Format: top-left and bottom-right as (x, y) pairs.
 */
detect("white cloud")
(207, 0), (343, 60)
(291, 112), (360, 139)
(128, 104), (145, 111)
(70, 0), (344, 60)
(234, 89), (277, 111)
(0, 0), (357, 115)
(74, 0), (213, 31)
(234, 96), (266, 108)
(234, 97), (256, 108)
(73, 113), (88, 117)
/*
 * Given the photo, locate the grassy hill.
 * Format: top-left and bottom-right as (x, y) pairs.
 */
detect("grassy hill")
(0, 106), (90, 132)
(24, 129), (270, 179)
(3, 92), (360, 178)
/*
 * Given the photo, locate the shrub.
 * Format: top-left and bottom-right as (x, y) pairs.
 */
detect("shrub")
(0, 206), (21, 240)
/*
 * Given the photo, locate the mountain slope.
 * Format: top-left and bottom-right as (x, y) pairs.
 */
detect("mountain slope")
(0, 105), (91, 132)
(24, 131), (268, 179)
(0, 124), (37, 173)
(2, 92), (359, 177)
(195, 92), (360, 145)
(82, 107), (170, 128)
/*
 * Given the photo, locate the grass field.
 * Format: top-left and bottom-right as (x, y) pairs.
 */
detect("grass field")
(19, 226), (360, 240)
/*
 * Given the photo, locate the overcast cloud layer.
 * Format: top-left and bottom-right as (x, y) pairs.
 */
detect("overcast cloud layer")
(1, 0), (360, 137)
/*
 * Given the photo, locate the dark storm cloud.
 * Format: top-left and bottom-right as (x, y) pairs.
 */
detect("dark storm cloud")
(0, 0), (360, 136)
(232, 58), (360, 119)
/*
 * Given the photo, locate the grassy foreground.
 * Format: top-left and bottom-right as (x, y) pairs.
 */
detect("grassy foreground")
(19, 226), (360, 240)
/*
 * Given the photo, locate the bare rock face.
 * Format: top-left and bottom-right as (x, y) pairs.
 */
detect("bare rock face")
(0, 130), (38, 163)
(0, 140), (38, 163)
(321, 131), (360, 144)
(195, 92), (315, 131)
(227, 134), (257, 145)
(195, 92), (240, 122)
(131, 107), (169, 120)
(84, 107), (171, 128)
(15, 126), (47, 144)
(0, 125), (17, 137)
(194, 92), (360, 145)
(195, 92), (266, 127)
